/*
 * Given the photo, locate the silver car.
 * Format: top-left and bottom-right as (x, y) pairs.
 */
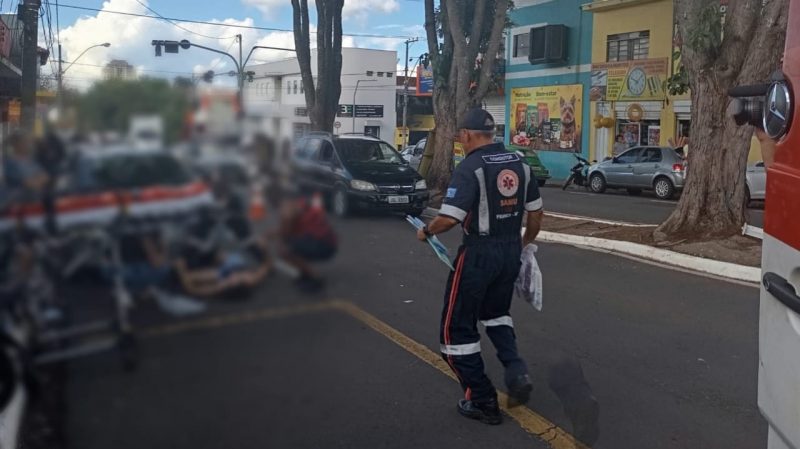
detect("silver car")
(587, 146), (686, 199)
(746, 161), (766, 204)
(401, 138), (426, 170)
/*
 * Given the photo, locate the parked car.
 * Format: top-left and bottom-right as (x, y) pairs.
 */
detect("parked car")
(506, 145), (551, 187)
(401, 138), (426, 171)
(745, 161), (766, 205)
(292, 133), (429, 217)
(587, 146), (686, 199)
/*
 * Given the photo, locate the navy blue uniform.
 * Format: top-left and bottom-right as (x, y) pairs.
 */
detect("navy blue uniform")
(438, 142), (542, 404)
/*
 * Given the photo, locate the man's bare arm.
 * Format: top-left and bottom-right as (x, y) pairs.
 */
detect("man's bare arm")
(416, 215), (460, 241)
(523, 209), (543, 246)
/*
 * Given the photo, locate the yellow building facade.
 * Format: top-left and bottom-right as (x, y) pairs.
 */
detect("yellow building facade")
(584, 0), (762, 162)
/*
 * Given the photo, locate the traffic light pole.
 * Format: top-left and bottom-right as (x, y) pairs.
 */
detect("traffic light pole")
(402, 37), (418, 150)
(20, 0), (41, 132)
(152, 39), (296, 116)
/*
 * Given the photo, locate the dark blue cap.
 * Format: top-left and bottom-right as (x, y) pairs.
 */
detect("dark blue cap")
(458, 108), (496, 131)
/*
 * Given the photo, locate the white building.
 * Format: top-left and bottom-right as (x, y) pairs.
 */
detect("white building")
(244, 48), (397, 144)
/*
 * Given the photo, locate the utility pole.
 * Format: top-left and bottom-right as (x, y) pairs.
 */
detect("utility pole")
(57, 43), (62, 110)
(402, 37), (418, 150)
(20, 0), (41, 132)
(236, 34), (244, 113)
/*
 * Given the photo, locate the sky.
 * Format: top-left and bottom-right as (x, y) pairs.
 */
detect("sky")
(29, 0), (429, 90)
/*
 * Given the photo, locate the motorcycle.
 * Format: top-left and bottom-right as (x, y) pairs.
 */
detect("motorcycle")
(562, 154), (592, 190)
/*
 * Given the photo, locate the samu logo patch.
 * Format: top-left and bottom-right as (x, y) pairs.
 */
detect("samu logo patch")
(446, 188), (457, 198)
(497, 169), (519, 197)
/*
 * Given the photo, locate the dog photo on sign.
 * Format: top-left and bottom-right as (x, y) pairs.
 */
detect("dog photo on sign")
(559, 95), (577, 149)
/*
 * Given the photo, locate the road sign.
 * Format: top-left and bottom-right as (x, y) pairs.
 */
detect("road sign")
(334, 121), (341, 129)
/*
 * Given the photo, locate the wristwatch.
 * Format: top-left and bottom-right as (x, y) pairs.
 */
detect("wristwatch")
(423, 225), (433, 237)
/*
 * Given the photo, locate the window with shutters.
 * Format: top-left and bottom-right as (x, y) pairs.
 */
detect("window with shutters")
(607, 31), (650, 62)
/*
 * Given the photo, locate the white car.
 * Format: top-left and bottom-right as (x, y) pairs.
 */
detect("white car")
(745, 161), (766, 203)
(401, 139), (426, 170)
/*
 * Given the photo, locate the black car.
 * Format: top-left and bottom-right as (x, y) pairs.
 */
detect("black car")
(292, 133), (429, 217)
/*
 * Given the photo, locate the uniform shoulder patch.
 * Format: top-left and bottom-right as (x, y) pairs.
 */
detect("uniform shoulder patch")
(482, 153), (520, 164)
(446, 187), (457, 198)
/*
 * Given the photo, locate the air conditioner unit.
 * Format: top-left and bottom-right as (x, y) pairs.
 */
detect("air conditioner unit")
(529, 24), (568, 64)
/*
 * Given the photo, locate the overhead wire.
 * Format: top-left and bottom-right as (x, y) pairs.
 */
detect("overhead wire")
(132, 0), (238, 41)
(57, 3), (417, 40)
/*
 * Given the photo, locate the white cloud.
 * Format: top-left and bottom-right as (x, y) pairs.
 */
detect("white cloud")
(51, 0), (411, 90)
(55, 0), (267, 90)
(344, 0), (400, 22)
(241, 0), (401, 23)
(241, 0), (287, 18)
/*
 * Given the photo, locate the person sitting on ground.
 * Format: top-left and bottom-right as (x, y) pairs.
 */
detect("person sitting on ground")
(276, 189), (337, 293)
(110, 203), (205, 317)
(174, 206), (270, 298)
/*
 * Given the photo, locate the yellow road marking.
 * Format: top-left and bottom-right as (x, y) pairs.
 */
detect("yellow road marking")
(140, 300), (589, 449)
(332, 301), (589, 449)
(140, 301), (337, 338)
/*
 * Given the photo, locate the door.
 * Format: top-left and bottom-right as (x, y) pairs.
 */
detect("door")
(410, 139), (426, 170)
(632, 147), (663, 187)
(364, 126), (380, 138)
(605, 147), (642, 186)
(315, 140), (340, 193)
(759, 3), (800, 447)
(293, 137), (322, 192)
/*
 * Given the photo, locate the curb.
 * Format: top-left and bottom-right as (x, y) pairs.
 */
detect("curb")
(422, 207), (760, 284)
(537, 231), (760, 284)
(545, 211), (655, 227)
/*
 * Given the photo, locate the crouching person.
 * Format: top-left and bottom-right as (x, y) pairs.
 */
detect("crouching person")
(278, 191), (337, 293)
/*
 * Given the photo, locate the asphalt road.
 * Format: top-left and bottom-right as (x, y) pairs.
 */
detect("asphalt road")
(64, 214), (765, 449)
(540, 185), (765, 228)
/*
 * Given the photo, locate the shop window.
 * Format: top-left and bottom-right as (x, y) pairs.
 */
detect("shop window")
(677, 120), (690, 138)
(513, 32), (530, 58)
(617, 119), (660, 147)
(607, 31), (650, 62)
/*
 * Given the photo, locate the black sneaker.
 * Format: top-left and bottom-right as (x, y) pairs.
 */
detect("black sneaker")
(507, 374), (533, 408)
(457, 399), (502, 425)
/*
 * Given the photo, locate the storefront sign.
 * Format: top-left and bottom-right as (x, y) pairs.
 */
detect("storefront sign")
(417, 66), (433, 96)
(337, 105), (384, 118)
(355, 105), (383, 118)
(509, 84), (583, 153)
(590, 58), (668, 101)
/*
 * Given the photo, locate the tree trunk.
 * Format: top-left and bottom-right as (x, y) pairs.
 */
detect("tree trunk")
(655, 0), (788, 242)
(291, 0), (343, 133)
(421, 0), (509, 201)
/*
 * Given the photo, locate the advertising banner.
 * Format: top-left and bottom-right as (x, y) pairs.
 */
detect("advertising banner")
(417, 65), (433, 96)
(509, 84), (583, 153)
(590, 58), (669, 102)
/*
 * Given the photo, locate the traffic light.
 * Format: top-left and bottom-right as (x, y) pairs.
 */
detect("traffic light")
(164, 41), (179, 54)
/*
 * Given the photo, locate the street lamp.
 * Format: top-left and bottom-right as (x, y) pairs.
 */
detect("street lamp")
(61, 42), (111, 76)
(352, 79), (376, 133)
(58, 42), (110, 108)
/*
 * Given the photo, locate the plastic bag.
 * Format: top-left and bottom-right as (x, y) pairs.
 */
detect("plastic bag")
(515, 244), (543, 311)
